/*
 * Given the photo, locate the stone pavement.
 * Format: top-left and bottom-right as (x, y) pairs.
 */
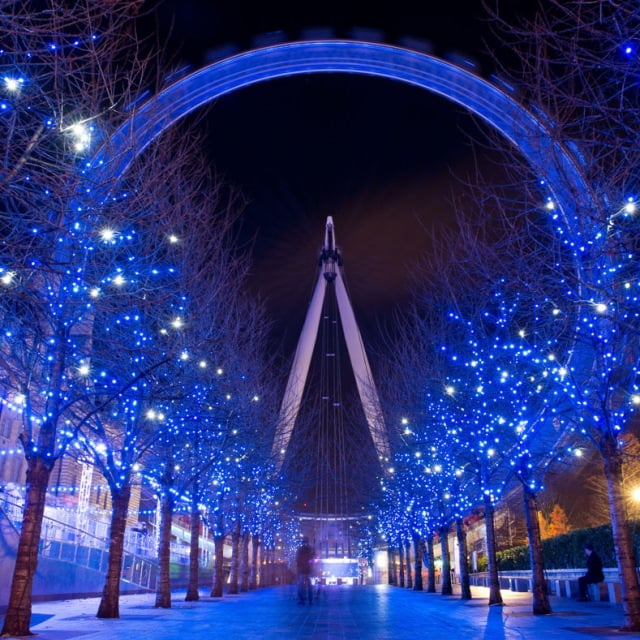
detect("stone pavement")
(3, 583), (639, 639)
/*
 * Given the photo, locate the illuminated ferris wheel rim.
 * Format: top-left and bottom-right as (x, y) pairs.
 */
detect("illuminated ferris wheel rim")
(92, 38), (589, 217)
(84, 38), (593, 465)
(87, 36), (591, 364)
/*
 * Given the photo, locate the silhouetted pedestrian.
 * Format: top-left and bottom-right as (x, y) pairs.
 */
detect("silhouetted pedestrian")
(296, 537), (315, 604)
(577, 543), (604, 601)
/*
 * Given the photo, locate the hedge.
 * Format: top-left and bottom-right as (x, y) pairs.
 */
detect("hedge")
(496, 522), (640, 571)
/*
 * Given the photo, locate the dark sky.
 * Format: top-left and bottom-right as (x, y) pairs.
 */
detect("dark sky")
(144, 0), (540, 356)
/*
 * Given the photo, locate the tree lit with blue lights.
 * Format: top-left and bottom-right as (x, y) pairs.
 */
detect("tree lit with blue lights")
(0, 2), (275, 632)
(498, 0), (640, 626)
(376, 1), (640, 624)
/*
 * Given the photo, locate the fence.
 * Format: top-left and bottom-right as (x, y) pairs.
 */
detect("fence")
(468, 568), (638, 603)
(1, 494), (212, 592)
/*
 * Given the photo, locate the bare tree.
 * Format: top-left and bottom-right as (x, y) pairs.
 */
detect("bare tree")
(0, 2), (164, 634)
(377, 171), (591, 614)
(150, 295), (275, 607)
(482, 0), (640, 627)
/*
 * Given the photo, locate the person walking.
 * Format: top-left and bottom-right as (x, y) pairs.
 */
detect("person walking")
(577, 543), (604, 601)
(296, 537), (315, 604)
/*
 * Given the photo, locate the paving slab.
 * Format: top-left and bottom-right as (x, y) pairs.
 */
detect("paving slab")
(2, 584), (637, 639)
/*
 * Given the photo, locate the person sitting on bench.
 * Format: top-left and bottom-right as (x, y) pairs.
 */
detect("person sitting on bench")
(577, 543), (604, 601)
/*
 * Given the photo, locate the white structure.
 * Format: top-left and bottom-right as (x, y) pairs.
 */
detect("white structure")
(272, 217), (389, 472)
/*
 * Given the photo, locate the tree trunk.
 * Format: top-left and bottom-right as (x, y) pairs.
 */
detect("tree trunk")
(268, 547), (277, 586)
(425, 536), (436, 593)
(263, 547), (272, 586)
(263, 543), (269, 587)
(1, 457), (53, 637)
(185, 501), (200, 601)
(398, 541), (405, 588)
(228, 521), (241, 594)
(387, 547), (395, 585)
(484, 497), (503, 606)
(240, 531), (250, 592)
(522, 485), (551, 615)
(2, 321), (68, 636)
(211, 535), (225, 597)
(455, 518), (472, 600)
(440, 526), (453, 595)
(250, 534), (259, 589)
(405, 541), (412, 588)
(602, 438), (640, 631)
(97, 484), (132, 618)
(155, 493), (173, 608)
(412, 534), (423, 591)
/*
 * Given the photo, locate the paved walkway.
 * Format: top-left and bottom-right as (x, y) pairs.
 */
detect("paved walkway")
(4, 584), (639, 639)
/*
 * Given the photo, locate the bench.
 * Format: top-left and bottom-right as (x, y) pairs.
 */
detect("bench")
(549, 572), (621, 603)
(470, 570), (624, 604)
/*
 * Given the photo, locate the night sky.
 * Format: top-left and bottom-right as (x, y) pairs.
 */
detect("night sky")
(143, 0), (540, 356)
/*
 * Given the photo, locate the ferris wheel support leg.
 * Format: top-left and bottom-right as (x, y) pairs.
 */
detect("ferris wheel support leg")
(272, 273), (326, 470)
(334, 273), (389, 462)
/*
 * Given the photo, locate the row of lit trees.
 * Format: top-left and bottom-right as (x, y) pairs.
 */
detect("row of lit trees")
(0, 2), (286, 635)
(376, 0), (640, 630)
(378, 182), (639, 618)
(1, 2), (156, 633)
(378, 255), (569, 602)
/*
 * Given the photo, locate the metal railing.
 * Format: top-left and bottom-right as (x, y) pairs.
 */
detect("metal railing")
(0, 494), (211, 592)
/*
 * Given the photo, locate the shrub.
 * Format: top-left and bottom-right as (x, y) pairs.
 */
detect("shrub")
(495, 522), (640, 571)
